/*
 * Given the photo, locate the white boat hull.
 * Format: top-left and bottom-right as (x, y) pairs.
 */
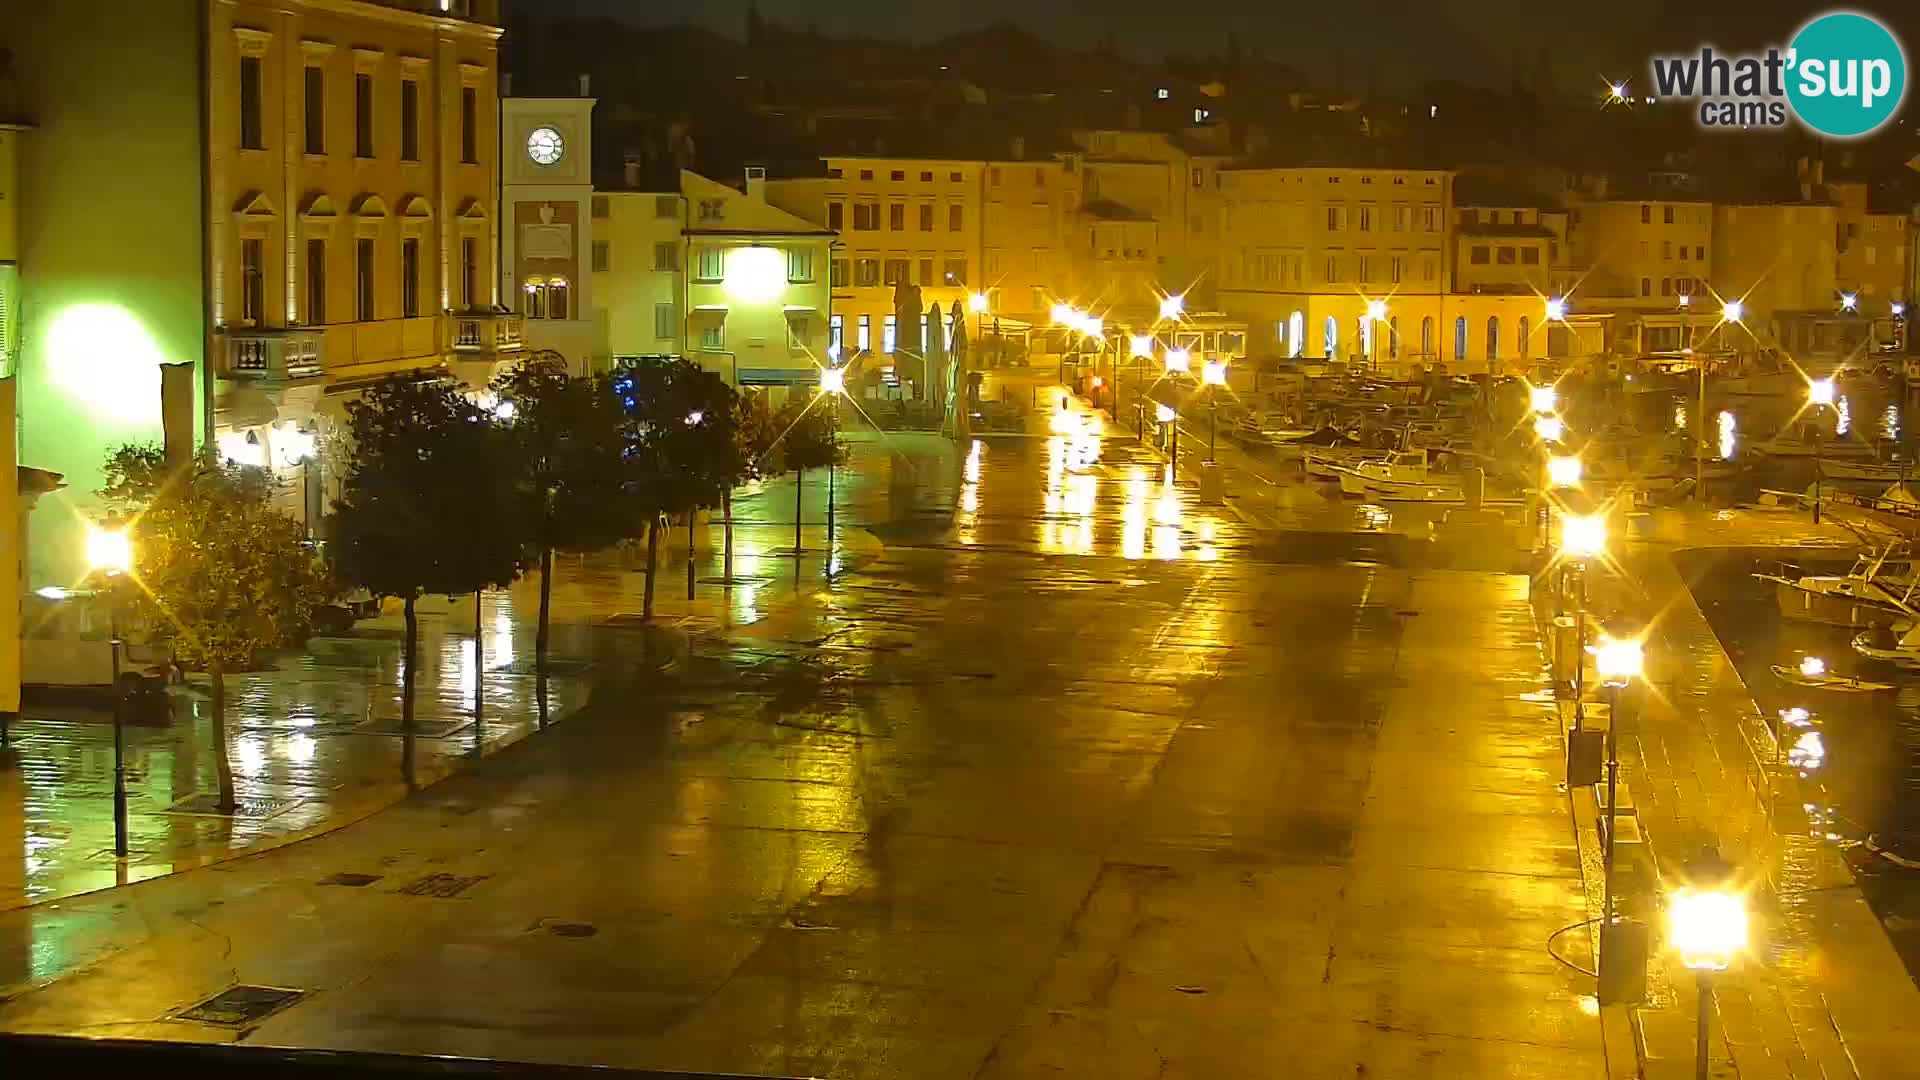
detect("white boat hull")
(1820, 460), (1912, 482)
(1767, 577), (1912, 627)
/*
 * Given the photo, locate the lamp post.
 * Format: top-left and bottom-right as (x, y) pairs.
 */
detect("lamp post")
(1669, 886), (1748, 1080)
(1809, 377), (1835, 524)
(1593, 633), (1643, 994)
(1201, 358), (1228, 461)
(86, 525), (134, 858)
(1560, 513), (1607, 727)
(1157, 402), (1178, 474)
(820, 366), (846, 545)
(1366, 299), (1388, 375)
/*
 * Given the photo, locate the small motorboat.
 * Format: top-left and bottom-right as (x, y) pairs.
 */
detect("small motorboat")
(1757, 547), (1919, 627)
(1852, 623), (1920, 668)
(1820, 459), (1914, 482)
(1770, 655), (1894, 692)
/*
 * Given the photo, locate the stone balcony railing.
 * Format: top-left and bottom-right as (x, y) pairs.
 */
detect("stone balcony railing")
(218, 328), (324, 383)
(449, 310), (526, 356)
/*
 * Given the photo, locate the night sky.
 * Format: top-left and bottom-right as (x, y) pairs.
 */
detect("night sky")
(518, 0), (1915, 94)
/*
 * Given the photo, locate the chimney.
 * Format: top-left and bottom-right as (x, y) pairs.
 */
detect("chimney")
(1010, 135), (1025, 161)
(745, 164), (767, 203)
(577, 73), (591, 97)
(624, 150), (643, 188)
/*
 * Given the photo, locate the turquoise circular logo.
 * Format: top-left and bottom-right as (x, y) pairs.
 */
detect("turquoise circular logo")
(1787, 12), (1906, 138)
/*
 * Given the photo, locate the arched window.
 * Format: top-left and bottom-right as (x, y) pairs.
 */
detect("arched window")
(1421, 316), (1434, 357)
(1358, 317), (1371, 360)
(1454, 317), (1467, 359)
(524, 278), (546, 319)
(1289, 311), (1304, 357)
(1517, 316), (1531, 359)
(1486, 316), (1500, 361)
(548, 277), (570, 320)
(1388, 316), (1399, 359)
(1324, 315), (1338, 358)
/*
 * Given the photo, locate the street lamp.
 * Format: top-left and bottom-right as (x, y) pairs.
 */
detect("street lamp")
(1547, 454), (1583, 489)
(968, 291), (989, 314)
(1545, 297), (1568, 322)
(1559, 512), (1606, 728)
(820, 366), (846, 541)
(1809, 377), (1835, 524)
(1164, 347), (1191, 375)
(1366, 299), (1388, 373)
(1562, 513), (1606, 560)
(1534, 414), (1565, 443)
(1530, 384), (1558, 415)
(1840, 292), (1858, 313)
(1721, 299), (1744, 323)
(85, 525), (134, 858)
(1669, 887), (1748, 1080)
(1201, 359), (1228, 461)
(1592, 633), (1643, 997)
(1159, 293), (1185, 320)
(1156, 402), (1179, 474)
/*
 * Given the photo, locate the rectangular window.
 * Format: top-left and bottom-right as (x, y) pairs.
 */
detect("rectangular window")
(591, 195), (609, 219)
(883, 258), (909, 285)
(655, 303), (676, 340)
(695, 248), (724, 281)
(655, 195), (679, 219)
(787, 316), (810, 350)
(883, 314), (897, 352)
(400, 78), (419, 161)
(355, 238), (374, 321)
(240, 56), (264, 150)
(949, 205), (963, 232)
(943, 256), (966, 284)
(828, 202), (844, 230)
(241, 238), (264, 323)
(1695, 245), (1706, 260)
(700, 321), (724, 350)
(1421, 256), (1436, 282)
(1641, 277), (1652, 296)
(857, 314), (871, 350)
(989, 167), (1002, 186)
(1358, 206), (1373, 232)
(1661, 240), (1672, 259)
(1496, 246), (1516, 265)
(1357, 255), (1371, 281)
(354, 73), (374, 158)
(1389, 255), (1404, 283)
(1640, 204), (1651, 224)
(786, 248), (814, 282)
(304, 66), (326, 155)
(1663, 205), (1675, 224)
(306, 239), (327, 323)
(461, 86), (477, 164)
(890, 170), (905, 182)
(950, 171), (962, 183)
(653, 241), (678, 272)
(1191, 167), (1204, 188)
(401, 238), (420, 317)
(1325, 255), (1339, 282)
(853, 204), (877, 230)
(918, 203), (933, 231)
(831, 259), (849, 287)
(1394, 206), (1411, 231)
(1326, 207), (1340, 230)
(858, 169), (873, 181)
(698, 199), (724, 223)
(829, 313), (843, 352)
(856, 258), (880, 286)
(591, 240), (610, 274)
(985, 249), (1003, 275)
(920, 171), (933, 182)
(461, 237), (477, 308)
(918, 257), (934, 285)
(1470, 245), (1490, 265)
(1520, 247), (1540, 265)
(889, 203), (905, 231)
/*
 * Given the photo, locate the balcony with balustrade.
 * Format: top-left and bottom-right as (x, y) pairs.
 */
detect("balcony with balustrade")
(217, 328), (325, 386)
(449, 310), (527, 357)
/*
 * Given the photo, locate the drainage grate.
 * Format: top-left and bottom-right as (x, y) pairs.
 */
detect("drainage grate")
(318, 872), (382, 888)
(164, 793), (301, 820)
(177, 985), (306, 1027)
(397, 872), (487, 898)
(548, 922), (598, 938)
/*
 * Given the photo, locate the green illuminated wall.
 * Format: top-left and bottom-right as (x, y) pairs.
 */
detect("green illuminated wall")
(9, 0), (205, 586)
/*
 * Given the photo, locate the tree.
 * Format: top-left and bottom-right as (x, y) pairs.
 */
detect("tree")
(99, 445), (333, 811)
(663, 365), (749, 602)
(495, 363), (638, 722)
(610, 357), (739, 618)
(727, 393), (779, 581)
(331, 378), (526, 781)
(770, 395), (844, 564)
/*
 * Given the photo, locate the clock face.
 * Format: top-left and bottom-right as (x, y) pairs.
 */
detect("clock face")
(527, 126), (564, 166)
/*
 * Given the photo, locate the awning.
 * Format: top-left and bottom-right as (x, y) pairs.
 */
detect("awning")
(738, 367), (822, 386)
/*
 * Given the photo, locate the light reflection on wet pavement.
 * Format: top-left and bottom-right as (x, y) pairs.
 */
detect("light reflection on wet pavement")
(0, 416), (1607, 1075)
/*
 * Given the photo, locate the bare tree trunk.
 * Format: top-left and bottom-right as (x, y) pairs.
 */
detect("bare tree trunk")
(685, 510), (696, 600)
(402, 593), (418, 790)
(211, 661), (235, 811)
(472, 589), (484, 757)
(723, 487), (734, 585)
(643, 515), (660, 619)
(794, 469), (804, 556)
(536, 542), (552, 728)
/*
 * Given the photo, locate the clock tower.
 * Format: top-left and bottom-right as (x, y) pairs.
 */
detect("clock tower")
(501, 94), (596, 373)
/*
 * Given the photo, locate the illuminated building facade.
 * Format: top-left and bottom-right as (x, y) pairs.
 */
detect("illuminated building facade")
(7, 0), (505, 584)
(501, 94), (596, 372)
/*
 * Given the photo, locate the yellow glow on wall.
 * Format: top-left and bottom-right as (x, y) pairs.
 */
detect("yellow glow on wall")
(724, 246), (786, 303)
(45, 303), (165, 426)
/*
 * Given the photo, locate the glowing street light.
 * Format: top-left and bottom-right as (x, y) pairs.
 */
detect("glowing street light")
(1895, 302), (1907, 317)
(1840, 292), (1858, 313)
(1081, 316), (1104, 339)
(1670, 883), (1748, 1078)
(1721, 299), (1744, 323)
(1545, 297), (1568, 321)
(1807, 377), (1835, 407)
(1130, 334), (1155, 359)
(1530, 384), (1558, 414)
(1594, 635), (1643, 685)
(1201, 359), (1228, 386)
(1164, 348), (1192, 375)
(1155, 403), (1176, 424)
(1534, 415), (1566, 443)
(1050, 302), (1075, 325)
(1159, 293), (1186, 320)
(1561, 513), (1606, 561)
(1365, 298), (1388, 322)
(86, 526), (132, 575)
(1547, 455), (1583, 489)
(968, 291), (990, 314)
(1678, 293), (1692, 308)
(818, 366), (846, 395)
